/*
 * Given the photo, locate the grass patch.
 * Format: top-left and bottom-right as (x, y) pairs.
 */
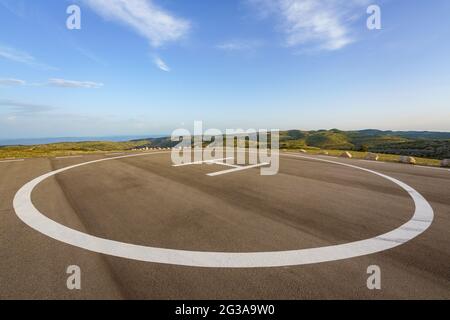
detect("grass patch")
(0, 140), (150, 159)
(0, 138), (444, 168)
(284, 149), (441, 167)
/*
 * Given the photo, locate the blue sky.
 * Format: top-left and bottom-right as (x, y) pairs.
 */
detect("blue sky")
(1, 0), (450, 139)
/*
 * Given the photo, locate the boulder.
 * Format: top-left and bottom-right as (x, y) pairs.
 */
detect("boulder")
(299, 149), (307, 153)
(441, 159), (450, 167)
(340, 152), (352, 159)
(399, 156), (416, 164)
(365, 153), (379, 161)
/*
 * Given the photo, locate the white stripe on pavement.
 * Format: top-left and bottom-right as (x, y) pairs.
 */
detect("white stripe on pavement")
(207, 163), (270, 177)
(173, 157), (234, 167)
(105, 153), (125, 156)
(54, 156), (83, 160)
(13, 151), (434, 268)
(211, 162), (240, 168)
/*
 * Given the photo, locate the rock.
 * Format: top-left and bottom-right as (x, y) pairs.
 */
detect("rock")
(320, 151), (329, 155)
(365, 153), (379, 161)
(441, 159), (450, 167)
(299, 149), (307, 153)
(340, 152), (352, 159)
(399, 156), (416, 164)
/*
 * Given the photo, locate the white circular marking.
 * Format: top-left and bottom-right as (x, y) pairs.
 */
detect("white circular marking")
(13, 152), (434, 268)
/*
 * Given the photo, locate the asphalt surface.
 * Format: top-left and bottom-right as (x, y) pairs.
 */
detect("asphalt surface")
(0, 151), (449, 299)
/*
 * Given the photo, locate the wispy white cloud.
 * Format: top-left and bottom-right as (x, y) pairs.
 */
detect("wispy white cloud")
(154, 56), (170, 72)
(216, 39), (264, 51)
(0, 99), (55, 115)
(0, 101), (162, 138)
(84, 0), (190, 48)
(48, 78), (104, 89)
(0, 45), (58, 70)
(248, 0), (369, 51)
(0, 78), (26, 86)
(0, 46), (35, 64)
(0, 78), (104, 88)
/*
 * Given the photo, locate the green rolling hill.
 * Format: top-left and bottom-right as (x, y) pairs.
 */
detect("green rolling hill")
(1, 130), (449, 160)
(136, 129), (450, 160)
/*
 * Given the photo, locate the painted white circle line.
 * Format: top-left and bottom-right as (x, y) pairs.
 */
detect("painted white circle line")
(13, 152), (434, 268)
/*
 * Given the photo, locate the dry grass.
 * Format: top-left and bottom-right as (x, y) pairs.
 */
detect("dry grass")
(0, 140), (149, 159)
(283, 149), (442, 167)
(0, 141), (444, 168)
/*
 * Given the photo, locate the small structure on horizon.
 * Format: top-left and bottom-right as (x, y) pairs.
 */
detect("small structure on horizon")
(441, 159), (450, 167)
(340, 151), (352, 159)
(399, 156), (416, 165)
(365, 153), (379, 161)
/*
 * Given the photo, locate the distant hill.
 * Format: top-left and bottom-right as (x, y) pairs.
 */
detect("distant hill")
(354, 130), (450, 140)
(278, 129), (450, 159)
(0, 135), (164, 147)
(137, 129), (450, 159)
(3, 129), (447, 160)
